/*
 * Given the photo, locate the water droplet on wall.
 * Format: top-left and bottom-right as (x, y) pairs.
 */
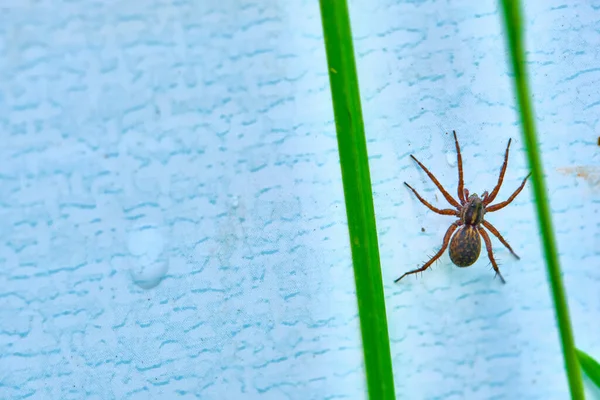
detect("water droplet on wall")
(130, 258), (168, 290)
(127, 226), (168, 289)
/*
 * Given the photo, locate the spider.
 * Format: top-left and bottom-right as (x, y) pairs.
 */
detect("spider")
(395, 131), (531, 284)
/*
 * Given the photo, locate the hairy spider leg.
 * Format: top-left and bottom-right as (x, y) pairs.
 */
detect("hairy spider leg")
(452, 131), (466, 204)
(478, 227), (506, 283)
(483, 138), (511, 205)
(482, 220), (520, 259)
(409, 155), (461, 208)
(404, 183), (459, 216)
(395, 221), (461, 282)
(486, 173), (532, 212)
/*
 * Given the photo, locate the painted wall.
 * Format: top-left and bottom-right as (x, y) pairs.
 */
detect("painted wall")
(0, 0), (598, 399)
(353, 1), (600, 398)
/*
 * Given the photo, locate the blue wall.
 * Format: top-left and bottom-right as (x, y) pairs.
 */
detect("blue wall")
(0, 0), (598, 399)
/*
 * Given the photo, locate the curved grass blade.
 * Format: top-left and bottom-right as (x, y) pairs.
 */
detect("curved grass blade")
(499, 1), (585, 399)
(318, 1), (396, 399)
(577, 349), (600, 389)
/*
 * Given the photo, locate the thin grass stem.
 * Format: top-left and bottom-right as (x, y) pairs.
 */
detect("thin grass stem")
(318, 1), (396, 398)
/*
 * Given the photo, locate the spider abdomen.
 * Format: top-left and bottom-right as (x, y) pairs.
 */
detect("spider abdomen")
(449, 225), (481, 267)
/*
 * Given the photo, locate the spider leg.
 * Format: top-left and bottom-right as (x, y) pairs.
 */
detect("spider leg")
(486, 172), (531, 212)
(478, 226), (506, 284)
(483, 138), (512, 206)
(395, 221), (461, 282)
(409, 155), (461, 208)
(404, 183), (459, 216)
(481, 190), (489, 201)
(452, 131), (466, 204)
(482, 220), (520, 259)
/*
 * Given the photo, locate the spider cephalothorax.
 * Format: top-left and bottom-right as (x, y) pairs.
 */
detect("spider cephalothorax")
(395, 131), (531, 284)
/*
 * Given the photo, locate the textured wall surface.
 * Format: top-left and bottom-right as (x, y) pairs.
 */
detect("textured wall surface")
(351, 0), (600, 399)
(0, 0), (598, 399)
(0, 1), (364, 399)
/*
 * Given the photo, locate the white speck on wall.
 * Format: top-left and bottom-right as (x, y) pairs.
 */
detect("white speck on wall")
(446, 150), (457, 167)
(230, 194), (239, 209)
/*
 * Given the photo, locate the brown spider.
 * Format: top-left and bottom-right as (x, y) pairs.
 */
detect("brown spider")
(395, 131), (531, 284)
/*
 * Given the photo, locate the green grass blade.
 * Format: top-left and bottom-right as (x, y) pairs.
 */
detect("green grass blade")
(499, 1), (585, 399)
(577, 349), (600, 389)
(318, 1), (396, 399)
